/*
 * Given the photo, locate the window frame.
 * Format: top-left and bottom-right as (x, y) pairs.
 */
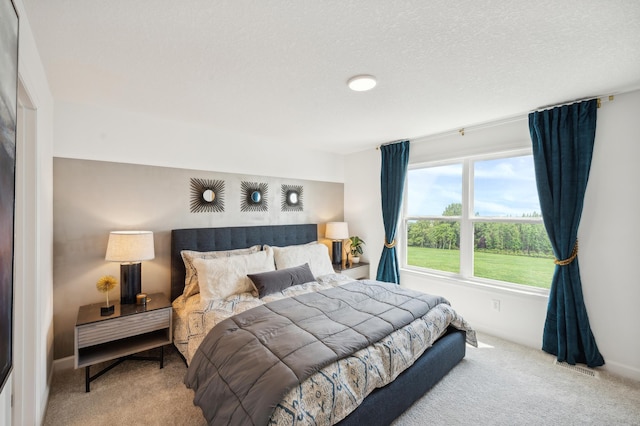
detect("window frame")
(401, 148), (551, 295)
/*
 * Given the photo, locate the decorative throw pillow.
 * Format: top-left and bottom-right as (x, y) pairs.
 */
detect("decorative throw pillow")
(269, 243), (334, 277)
(248, 263), (316, 298)
(193, 247), (275, 302)
(181, 245), (261, 298)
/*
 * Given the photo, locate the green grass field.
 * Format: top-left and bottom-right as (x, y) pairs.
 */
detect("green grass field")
(407, 246), (554, 289)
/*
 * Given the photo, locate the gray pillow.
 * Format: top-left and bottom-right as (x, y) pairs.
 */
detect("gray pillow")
(248, 263), (316, 298)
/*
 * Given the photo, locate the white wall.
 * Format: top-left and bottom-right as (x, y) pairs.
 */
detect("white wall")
(344, 147), (382, 275)
(2, 0), (55, 424)
(54, 100), (345, 184)
(344, 90), (640, 381)
(579, 91), (640, 378)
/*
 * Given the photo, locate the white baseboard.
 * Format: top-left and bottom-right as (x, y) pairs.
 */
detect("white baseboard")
(602, 359), (640, 382)
(53, 356), (75, 373)
(472, 325), (640, 382)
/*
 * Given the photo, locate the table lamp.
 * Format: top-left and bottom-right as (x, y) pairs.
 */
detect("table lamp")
(105, 231), (155, 304)
(325, 222), (349, 266)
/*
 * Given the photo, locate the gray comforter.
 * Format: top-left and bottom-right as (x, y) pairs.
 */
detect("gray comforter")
(185, 280), (448, 426)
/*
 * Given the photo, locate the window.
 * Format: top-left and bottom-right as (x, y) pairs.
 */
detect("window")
(404, 151), (554, 290)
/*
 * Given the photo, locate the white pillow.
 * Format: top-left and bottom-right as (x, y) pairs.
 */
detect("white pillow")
(192, 247), (275, 302)
(269, 243), (334, 278)
(181, 245), (261, 298)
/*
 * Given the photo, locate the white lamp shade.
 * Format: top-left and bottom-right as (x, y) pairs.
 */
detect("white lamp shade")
(325, 222), (349, 240)
(105, 231), (155, 263)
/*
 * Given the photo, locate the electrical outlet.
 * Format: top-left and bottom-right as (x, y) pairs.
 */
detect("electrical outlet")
(492, 299), (501, 311)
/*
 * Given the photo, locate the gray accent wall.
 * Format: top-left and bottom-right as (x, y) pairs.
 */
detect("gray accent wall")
(53, 157), (344, 359)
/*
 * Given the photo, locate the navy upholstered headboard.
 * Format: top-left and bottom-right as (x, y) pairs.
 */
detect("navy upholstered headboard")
(170, 224), (318, 301)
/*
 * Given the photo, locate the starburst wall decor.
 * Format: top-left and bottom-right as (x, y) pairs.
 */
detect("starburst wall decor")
(190, 178), (225, 213)
(241, 181), (268, 212)
(281, 184), (303, 212)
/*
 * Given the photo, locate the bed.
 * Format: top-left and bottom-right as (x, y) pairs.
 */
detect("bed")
(170, 224), (475, 425)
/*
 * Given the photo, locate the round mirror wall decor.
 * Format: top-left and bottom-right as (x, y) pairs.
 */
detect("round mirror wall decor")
(241, 181), (268, 212)
(281, 184), (303, 212)
(203, 189), (215, 202)
(190, 178), (225, 213)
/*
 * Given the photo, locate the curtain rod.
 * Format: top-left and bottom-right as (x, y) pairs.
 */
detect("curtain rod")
(375, 139), (409, 150)
(532, 94), (614, 112)
(373, 94), (615, 149)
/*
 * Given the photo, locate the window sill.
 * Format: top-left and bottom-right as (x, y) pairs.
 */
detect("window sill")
(400, 266), (550, 301)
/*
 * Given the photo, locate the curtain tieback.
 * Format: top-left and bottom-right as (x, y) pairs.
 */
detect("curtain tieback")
(554, 240), (579, 266)
(384, 238), (396, 248)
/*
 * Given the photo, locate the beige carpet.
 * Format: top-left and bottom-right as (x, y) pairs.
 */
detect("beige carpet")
(44, 333), (640, 425)
(44, 346), (205, 425)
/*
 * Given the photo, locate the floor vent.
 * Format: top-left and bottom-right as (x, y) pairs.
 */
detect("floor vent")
(554, 360), (599, 378)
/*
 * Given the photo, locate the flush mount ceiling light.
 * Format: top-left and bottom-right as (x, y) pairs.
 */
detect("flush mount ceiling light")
(347, 75), (377, 91)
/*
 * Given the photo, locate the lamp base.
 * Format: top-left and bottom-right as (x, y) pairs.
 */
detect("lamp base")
(120, 263), (142, 304)
(331, 240), (343, 265)
(100, 305), (115, 316)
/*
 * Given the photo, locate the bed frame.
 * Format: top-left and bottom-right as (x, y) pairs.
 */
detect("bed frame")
(171, 224), (466, 425)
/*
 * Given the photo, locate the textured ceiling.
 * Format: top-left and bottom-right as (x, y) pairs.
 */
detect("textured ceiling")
(22, 0), (640, 154)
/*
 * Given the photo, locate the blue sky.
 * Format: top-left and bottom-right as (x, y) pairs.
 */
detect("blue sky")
(407, 156), (542, 217)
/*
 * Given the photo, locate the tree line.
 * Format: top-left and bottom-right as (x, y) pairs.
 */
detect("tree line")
(407, 203), (553, 258)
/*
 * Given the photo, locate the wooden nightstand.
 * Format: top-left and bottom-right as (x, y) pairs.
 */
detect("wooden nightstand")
(334, 262), (370, 280)
(74, 292), (172, 392)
